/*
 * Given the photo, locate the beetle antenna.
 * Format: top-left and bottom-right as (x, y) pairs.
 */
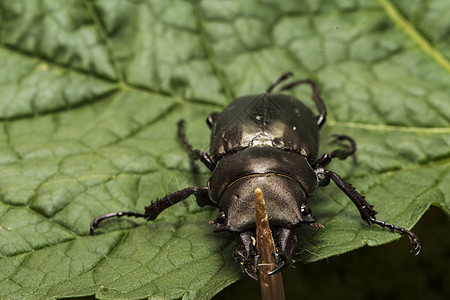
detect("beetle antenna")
(266, 71), (293, 93)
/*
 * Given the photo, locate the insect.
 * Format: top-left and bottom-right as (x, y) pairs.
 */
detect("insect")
(90, 72), (421, 280)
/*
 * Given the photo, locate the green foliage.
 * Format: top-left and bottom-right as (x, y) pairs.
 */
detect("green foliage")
(0, 0), (449, 299)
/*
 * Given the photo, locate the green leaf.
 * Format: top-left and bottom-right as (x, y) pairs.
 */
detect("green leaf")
(0, 0), (449, 299)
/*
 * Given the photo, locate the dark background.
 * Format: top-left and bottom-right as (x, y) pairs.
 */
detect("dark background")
(215, 206), (449, 300)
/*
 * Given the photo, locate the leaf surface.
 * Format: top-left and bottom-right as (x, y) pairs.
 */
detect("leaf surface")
(0, 0), (449, 299)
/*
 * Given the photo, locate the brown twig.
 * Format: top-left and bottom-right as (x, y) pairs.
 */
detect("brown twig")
(254, 188), (285, 300)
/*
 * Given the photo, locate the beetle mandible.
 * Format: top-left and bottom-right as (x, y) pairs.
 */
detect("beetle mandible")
(90, 72), (421, 280)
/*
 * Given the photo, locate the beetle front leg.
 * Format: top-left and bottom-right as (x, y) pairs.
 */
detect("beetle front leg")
(177, 119), (215, 171)
(316, 169), (421, 255)
(90, 186), (211, 234)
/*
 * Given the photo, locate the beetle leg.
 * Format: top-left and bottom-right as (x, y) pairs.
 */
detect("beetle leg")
(320, 169), (421, 255)
(313, 135), (356, 169)
(235, 231), (259, 280)
(206, 112), (219, 129)
(144, 186), (211, 218)
(177, 119), (215, 171)
(279, 79), (327, 128)
(323, 170), (377, 222)
(369, 217), (421, 255)
(90, 211), (146, 235)
(268, 227), (297, 275)
(90, 186), (211, 234)
(266, 71), (293, 93)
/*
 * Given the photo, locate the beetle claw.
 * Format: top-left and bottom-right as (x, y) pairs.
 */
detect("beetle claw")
(412, 243), (421, 256)
(244, 268), (259, 281)
(236, 231), (260, 280)
(268, 252), (290, 275)
(267, 263), (285, 276)
(410, 237), (421, 256)
(243, 254), (260, 281)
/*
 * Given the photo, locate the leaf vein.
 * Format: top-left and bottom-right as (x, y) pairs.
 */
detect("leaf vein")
(378, 0), (450, 73)
(83, 0), (124, 83)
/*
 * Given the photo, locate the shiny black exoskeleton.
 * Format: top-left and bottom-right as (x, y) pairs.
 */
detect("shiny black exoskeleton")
(90, 72), (421, 280)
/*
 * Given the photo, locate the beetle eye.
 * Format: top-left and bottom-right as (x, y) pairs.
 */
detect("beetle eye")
(301, 204), (312, 216)
(216, 211), (226, 223)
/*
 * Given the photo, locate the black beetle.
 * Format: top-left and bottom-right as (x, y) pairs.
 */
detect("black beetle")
(90, 72), (421, 280)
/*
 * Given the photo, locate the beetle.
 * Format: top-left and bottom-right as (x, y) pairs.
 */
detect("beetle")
(90, 72), (421, 280)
